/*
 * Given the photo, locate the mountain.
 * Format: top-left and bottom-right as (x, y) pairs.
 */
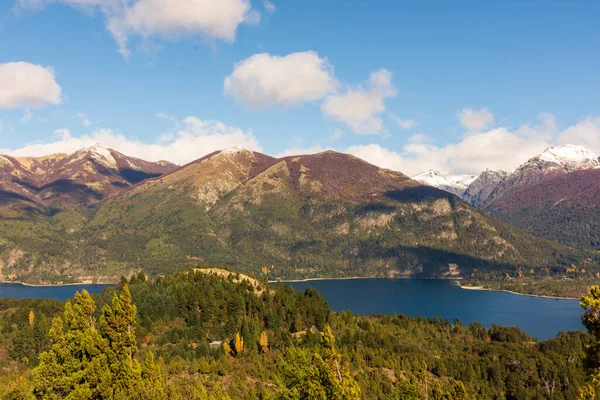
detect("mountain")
(463, 169), (510, 208)
(457, 144), (600, 249)
(412, 170), (477, 197)
(0, 144), (177, 210)
(485, 167), (600, 249)
(0, 146), (587, 285)
(467, 144), (599, 206)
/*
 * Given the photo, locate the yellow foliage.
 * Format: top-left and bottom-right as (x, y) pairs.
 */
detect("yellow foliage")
(223, 341), (232, 356)
(259, 331), (268, 353)
(29, 310), (35, 327)
(234, 332), (244, 355)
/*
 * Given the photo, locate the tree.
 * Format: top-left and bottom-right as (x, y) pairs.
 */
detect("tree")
(234, 332), (244, 356)
(29, 310), (35, 327)
(100, 284), (142, 396)
(580, 286), (600, 397)
(259, 331), (269, 353)
(32, 287), (143, 399)
(32, 290), (112, 399)
(277, 325), (361, 400)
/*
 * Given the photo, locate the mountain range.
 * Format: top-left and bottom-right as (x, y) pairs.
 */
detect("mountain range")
(0, 145), (583, 285)
(415, 144), (600, 249)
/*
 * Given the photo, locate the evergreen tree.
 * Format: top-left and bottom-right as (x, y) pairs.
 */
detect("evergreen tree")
(32, 290), (112, 399)
(100, 284), (142, 397)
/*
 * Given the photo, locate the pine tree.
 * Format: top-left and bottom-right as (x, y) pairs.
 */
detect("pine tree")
(32, 290), (112, 399)
(100, 284), (142, 397)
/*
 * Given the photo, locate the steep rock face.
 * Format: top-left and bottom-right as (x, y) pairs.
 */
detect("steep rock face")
(463, 169), (510, 207)
(412, 170), (476, 197)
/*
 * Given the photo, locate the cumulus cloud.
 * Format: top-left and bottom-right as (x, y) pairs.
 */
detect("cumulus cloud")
(0, 116), (261, 165)
(224, 51), (337, 109)
(457, 107), (495, 132)
(344, 114), (600, 176)
(557, 116), (600, 154)
(17, 0), (258, 58)
(0, 62), (62, 109)
(321, 69), (397, 135)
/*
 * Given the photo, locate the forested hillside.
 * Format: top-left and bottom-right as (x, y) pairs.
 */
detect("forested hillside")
(0, 269), (597, 399)
(1, 148), (594, 298)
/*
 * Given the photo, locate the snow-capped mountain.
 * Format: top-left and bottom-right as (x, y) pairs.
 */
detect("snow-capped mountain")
(0, 144), (177, 207)
(412, 170), (477, 197)
(530, 144), (599, 171)
(477, 144), (600, 206)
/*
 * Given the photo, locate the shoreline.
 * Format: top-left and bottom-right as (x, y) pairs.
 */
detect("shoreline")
(0, 281), (113, 288)
(1, 277), (580, 300)
(458, 285), (579, 301)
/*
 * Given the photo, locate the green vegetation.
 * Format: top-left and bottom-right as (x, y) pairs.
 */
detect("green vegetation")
(0, 268), (598, 399)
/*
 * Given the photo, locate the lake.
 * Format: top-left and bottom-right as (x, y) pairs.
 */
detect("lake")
(0, 279), (584, 340)
(0, 283), (111, 301)
(286, 278), (584, 340)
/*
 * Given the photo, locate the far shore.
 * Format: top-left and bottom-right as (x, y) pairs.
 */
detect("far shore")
(0, 281), (114, 288)
(270, 276), (581, 300)
(459, 285), (579, 301)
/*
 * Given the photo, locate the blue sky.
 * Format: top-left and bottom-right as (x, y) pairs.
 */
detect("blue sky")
(0, 0), (599, 175)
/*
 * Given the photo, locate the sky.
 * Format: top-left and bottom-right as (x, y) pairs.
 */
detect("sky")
(0, 0), (599, 176)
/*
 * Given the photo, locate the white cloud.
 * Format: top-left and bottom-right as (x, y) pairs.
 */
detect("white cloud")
(1, 116), (261, 165)
(0, 62), (62, 109)
(263, 0), (275, 13)
(321, 68), (397, 135)
(557, 116), (600, 154)
(331, 128), (343, 141)
(275, 145), (330, 158)
(457, 107), (495, 132)
(17, 0), (258, 58)
(77, 112), (91, 126)
(224, 51), (337, 109)
(390, 113), (415, 129)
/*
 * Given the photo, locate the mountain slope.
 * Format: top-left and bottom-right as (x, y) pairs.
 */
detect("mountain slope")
(485, 168), (600, 249)
(0, 147), (589, 285)
(469, 144), (599, 206)
(69, 150), (577, 284)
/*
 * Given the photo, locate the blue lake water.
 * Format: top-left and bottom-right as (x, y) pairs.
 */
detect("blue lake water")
(0, 279), (584, 340)
(287, 278), (584, 340)
(0, 283), (111, 301)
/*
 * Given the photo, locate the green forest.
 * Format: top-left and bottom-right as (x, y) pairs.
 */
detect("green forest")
(1, 268), (600, 399)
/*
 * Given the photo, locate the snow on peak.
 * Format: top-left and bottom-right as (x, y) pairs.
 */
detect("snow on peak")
(77, 143), (117, 169)
(529, 144), (599, 170)
(413, 170), (477, 195)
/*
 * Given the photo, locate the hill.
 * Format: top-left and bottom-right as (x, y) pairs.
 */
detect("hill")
(0, 146), (593, 293)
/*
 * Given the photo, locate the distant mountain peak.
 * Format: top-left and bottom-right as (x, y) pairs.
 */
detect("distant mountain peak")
(530, 144), (599, 169)
(413, 170), (476, 197)
(76, 143), (118, 169)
